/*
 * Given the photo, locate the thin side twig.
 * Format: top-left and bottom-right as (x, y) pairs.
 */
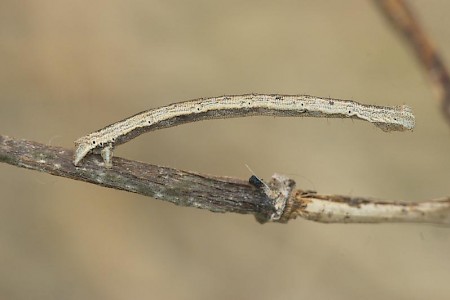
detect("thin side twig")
(281, 190), (450, 225)
(375, 0), (450, 123)
(1, 134), (449, 225)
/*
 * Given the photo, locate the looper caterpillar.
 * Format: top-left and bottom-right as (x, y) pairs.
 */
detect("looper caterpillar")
(73, 94), (415, 167)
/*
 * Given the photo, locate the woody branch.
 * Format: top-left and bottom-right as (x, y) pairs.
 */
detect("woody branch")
(1, 135), (449, 225)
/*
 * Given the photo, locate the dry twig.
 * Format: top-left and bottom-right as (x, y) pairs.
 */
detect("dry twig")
(1, 135), (449, 225)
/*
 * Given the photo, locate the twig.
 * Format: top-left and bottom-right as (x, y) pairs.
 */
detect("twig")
(1, 134), (449, 225)
(281, 191), (450, 225)
(0, 135), (276, 221)
(375, 0), (450, 123)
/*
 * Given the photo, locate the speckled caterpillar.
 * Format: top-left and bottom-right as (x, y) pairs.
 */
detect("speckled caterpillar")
(74, 94), (415, 167)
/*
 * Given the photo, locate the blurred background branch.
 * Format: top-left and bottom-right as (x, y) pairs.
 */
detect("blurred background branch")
(375, 0), (450, 124)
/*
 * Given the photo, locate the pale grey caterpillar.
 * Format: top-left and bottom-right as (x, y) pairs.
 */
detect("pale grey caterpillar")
(74, 94), (415, 167)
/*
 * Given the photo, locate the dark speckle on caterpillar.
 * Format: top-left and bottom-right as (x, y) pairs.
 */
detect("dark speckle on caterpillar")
(74, 94), (415, 167)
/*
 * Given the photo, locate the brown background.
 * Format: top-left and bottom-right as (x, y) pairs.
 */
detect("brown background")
(1, 1), (450, 299)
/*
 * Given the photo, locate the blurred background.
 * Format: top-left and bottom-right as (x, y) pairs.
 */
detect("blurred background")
(1, 0), (450, 299)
